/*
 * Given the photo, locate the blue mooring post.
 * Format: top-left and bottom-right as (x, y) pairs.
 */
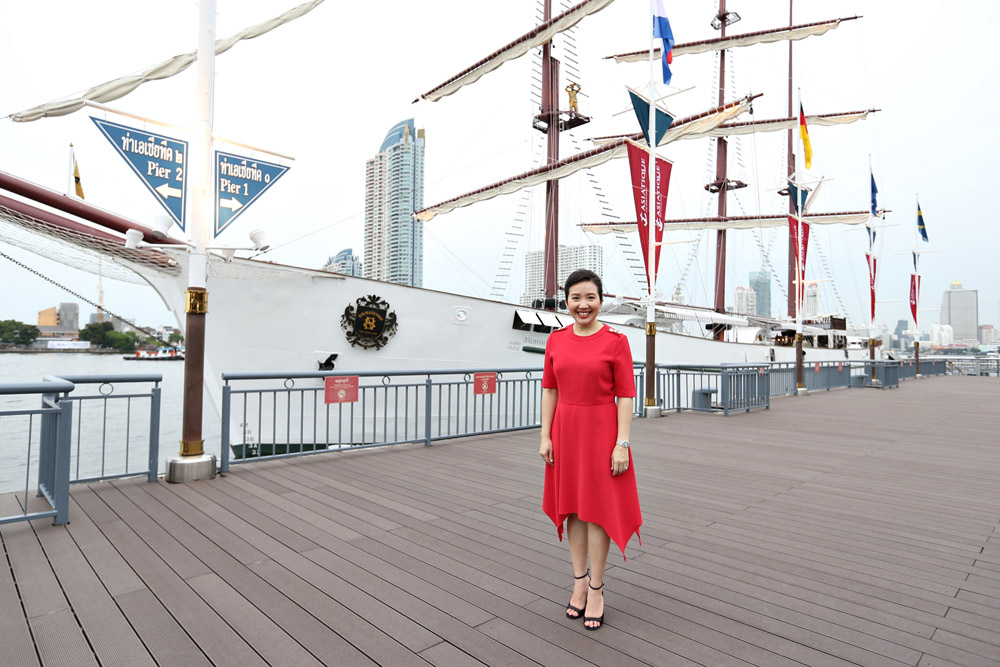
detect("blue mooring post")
(424, 378), (433, 447)
(53, 400), (72, 525)
(148, 385), (161, 482)
(220, 384), (231, 472)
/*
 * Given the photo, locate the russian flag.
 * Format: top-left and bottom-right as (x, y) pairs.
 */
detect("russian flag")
(653, 1), (674, 85)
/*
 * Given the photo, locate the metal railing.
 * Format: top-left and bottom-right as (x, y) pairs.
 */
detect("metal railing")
(0, 380), (74, 526)
(44, 374), (162, 485)
(655, 364), (770, 415)
(219, 366), (647, 471)
(943, 358), (999, 377)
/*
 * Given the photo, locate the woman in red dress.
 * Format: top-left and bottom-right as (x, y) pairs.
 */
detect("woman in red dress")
(539, 269), (642, 631)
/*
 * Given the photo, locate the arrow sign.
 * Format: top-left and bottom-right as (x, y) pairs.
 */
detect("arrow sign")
(214, 150), (289, 237)
(91, 117), (188, 231)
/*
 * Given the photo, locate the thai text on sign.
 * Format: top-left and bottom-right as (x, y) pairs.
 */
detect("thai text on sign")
(324, 376), (359, 403)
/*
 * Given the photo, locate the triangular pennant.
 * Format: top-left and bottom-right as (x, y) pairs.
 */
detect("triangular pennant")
(627, 88), (674, 148)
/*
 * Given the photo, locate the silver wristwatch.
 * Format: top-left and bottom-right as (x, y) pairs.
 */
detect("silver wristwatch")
(616, 439), (630, 449)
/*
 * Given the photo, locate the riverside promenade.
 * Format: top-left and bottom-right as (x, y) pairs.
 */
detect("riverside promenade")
(2, 375), (999, 666)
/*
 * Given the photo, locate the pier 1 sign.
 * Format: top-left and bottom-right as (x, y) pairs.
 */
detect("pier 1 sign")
(91, 118), (188, 230)
(214, 150), (289, 236)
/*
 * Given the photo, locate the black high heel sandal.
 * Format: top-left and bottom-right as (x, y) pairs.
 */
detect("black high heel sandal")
(584, 580), (604, 630)
(565, 570), (589, 619)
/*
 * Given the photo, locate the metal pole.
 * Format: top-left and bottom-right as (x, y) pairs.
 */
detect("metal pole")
(166, 0), (217, 482)
(644, 0), (659, 416)
(713, 0), (729, 341)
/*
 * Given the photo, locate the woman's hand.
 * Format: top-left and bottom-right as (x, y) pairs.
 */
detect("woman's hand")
(539, 437), (554, 465)
(611, 444), (629, 476)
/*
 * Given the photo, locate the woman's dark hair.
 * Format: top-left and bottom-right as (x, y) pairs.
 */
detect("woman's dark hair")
(563, 269), (603, 302)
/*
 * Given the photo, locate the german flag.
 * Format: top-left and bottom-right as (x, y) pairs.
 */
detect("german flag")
(799, 103), (813, 170)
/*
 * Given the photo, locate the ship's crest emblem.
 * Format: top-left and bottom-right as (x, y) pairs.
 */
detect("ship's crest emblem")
(341, 295), (398, 349)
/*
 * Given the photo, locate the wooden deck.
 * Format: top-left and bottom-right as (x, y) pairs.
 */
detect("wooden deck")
(3, 375), (999, 666)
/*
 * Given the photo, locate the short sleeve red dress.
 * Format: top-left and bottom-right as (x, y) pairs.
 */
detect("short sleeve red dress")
(542, 325), (642, 557)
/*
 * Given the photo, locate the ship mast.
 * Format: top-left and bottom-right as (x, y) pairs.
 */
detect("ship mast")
(707, 1), (746, 339)
(541, 0), (560, 303)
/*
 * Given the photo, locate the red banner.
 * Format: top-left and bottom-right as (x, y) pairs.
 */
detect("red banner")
(788, 215), (811, 312)
(626, 140), (672, 288)
(865, 253), (878, 325)
(324, 376), (359, 403)
(909, 273), (920, 327)
(473, 372), (497, 395)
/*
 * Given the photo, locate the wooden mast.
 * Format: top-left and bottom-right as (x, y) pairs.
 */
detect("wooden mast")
(541, 0), (561, 304)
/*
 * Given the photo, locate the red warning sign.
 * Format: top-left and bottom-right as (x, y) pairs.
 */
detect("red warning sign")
(324, 376), (359, 403)
(474, 372), (497, 395)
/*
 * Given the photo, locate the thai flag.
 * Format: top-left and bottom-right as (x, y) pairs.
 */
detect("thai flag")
(653, 1), (674, 85)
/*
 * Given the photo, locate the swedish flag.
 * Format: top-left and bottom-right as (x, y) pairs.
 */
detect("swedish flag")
(917, 201), (928, 242)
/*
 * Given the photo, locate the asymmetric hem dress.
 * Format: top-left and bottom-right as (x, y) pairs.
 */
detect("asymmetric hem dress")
(542, 325), (642, 557)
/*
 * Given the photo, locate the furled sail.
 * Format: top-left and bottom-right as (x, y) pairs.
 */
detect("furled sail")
(589, 110), (874, 145)
(414, 95), (754, 222)
(581, 211), (876, 234)
(607, 17), (857, 64)
(8, 0), (326, 122)
(414, 0), (616, 103)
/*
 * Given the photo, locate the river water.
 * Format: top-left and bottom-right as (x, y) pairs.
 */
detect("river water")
(0, 352), (220, 493)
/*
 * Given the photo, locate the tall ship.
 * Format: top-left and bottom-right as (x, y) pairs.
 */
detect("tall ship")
(0, 1), (880, 419)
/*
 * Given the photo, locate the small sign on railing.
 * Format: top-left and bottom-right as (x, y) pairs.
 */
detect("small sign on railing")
(814, 362), (821, 373)
(838, 362), (843, 372)
(325, 376), (359, 403)
(474, 372), (497, 395)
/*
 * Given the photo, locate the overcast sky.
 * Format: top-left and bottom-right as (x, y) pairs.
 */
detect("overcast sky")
(1, 0), (997, 334)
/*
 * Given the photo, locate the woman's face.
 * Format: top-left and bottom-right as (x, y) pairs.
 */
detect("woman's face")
(567, 280), (602, 326)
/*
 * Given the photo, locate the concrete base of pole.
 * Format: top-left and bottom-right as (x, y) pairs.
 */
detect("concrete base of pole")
(796, 387), (809, 396)
(165, 453), (217, 483)
(916, 374), (923, 379)
(644, 405), (663, 418)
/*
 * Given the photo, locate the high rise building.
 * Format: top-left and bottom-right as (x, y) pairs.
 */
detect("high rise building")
(521, 245), (603, 306)
(803, 282), (821, 319)
(321, 248), (363, 276)
(939, 281), (978, 343)
(734, 286), (757, 315)
(749, 270), (771, 318)
(57, 303), (79, 331)
(364, 119), (425, 286)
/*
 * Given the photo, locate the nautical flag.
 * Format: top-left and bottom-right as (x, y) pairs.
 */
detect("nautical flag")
(71, 144), (85, 199)
(788, 181), (809, 216)
(653, 1), (674, 85)
(865, 253), (877, 324)
(912, 251), (919, 273)
(788, 215), (811, 311)
(870, 171), (878, 216)
(917, 201), (928, 242)
(866, 225), (876, 248)
(625, 139), (673, 288)
(909, 273), (921, 327)
(799, 103), (813, 170)
(627, 88), (674, 148)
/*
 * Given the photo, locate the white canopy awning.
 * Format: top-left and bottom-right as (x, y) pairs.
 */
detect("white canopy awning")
(582, 211), (874, 234)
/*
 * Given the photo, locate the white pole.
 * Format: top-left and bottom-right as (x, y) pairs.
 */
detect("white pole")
(190, 0), (216, 287)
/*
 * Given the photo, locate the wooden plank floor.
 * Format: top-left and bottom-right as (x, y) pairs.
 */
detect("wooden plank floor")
(3, 375), (999, 666)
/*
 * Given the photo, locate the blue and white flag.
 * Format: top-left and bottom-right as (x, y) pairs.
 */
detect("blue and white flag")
(653, 1), (674, 85)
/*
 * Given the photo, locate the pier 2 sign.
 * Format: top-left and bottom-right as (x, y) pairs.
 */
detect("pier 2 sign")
(91, 118), (188, 231)
(214, 151), (289, 237)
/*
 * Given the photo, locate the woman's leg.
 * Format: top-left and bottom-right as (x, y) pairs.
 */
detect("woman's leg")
(584, 522), (611, 628)
(565, 515), (589, 617)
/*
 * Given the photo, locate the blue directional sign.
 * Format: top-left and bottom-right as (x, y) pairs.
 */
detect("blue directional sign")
(91, 118), (188, 231)
(214, 151), (290, 237)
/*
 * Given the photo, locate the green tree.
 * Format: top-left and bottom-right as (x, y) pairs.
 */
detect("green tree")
(107, 331), (141, 352)
(78, 321), (115, 348)
(168, 331), (184, 344)
(0, 319), (40, 346)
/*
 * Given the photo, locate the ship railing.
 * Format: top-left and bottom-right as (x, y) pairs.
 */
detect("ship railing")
(654, 364), (770, 415)
(41, 374), (162, 486)
(219, 367), (646, 471)
(0, 380), (74, 526)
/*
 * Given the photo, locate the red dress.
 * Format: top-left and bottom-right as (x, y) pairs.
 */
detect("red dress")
(542, 325), (642, 557)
